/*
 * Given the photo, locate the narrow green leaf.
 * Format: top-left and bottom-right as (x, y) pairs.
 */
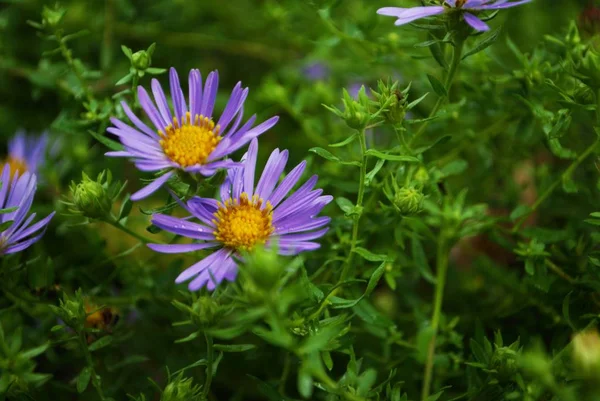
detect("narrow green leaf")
(428, 35), (448, 69)
(365, 159), (385, 186)
(335, 197), (354, 214)
(462, 27), (502, 60)
(329, 133), (358, 148)
(427, 74), (447, 97)
(562, 291), (575, 331)
(20, 343), (49, 359)
(309, 147), (361, 166)
(77, 367), (92, 393)
(510, 204), (531, 221)
(88, 130), (124, 152)
(88, 335), (113, 351)
(411, 235), (436, 284)
(118, 195), (133, 221)
(174, 331), (200, 344)
(0, 206), (18, 215)
(364, 149), (419, 162)
(213, 344), (256, 352)
(0, 220), (14, 233)
(353, 247), (392, 262)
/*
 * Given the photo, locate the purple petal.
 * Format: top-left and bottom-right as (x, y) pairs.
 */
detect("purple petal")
(147, 242), (218, 254)
(169, 68), (187, 122)
(463, 12), (490, 31)
(138, 86), (167, 131)
(130, 171), (173, 201)
(377, 6), (444, 25)
(121, 101), (159, 139)
(151, 78), (173, 125)
(267, 161), (307, 207)
(189, 69), (202, 118)
(473, 0), (532, 9)
(243, 139), (258, 195)
(186, 197), (219, 227)
(200, 71), (219, 118)
(151, 214), (215, 240)
(255, 149), (288, 201)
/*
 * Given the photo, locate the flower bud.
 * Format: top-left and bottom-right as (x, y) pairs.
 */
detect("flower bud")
(372, 80), (409, 125)
(394, 187), (424, 215)
(574, 48), (600, 88)
(161, 374), (201, 401)
(490, 346), (519, 380)
(72, 173), (112, 219)
(244, 245), (283, 290)
(42, 5), (65, 29)
(414, 166), (430, 186)
(325, 86), (373, 130)
(372, 288), (398, 318)
(572, 329), (600, 376)
(132, 50), (151, 71)
(190, 296), (220, 327)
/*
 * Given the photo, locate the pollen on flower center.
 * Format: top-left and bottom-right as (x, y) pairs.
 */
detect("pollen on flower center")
(159, 112), (222, 167)
(213, 192), (274, 251)
(5, 156), (28, 178)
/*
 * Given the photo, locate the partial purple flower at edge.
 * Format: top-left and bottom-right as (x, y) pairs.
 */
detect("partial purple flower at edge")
(0, 165), (55, 255)
(147, 138), (332, 291)
(6, 130), (48, 177)
(377, 0), (532, 32)
(106, 68), (279, 201)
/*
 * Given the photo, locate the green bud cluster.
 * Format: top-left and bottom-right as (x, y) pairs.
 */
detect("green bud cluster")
(325, 86), (374, 130)
(63, 170), (123, 220)
(383, 171), (426, 216)
(190, 296), (221, 327)
(41, 5), (66, 29)
(371, 79), (410, 125)
(49, 290), (87, 332)
(161, 373), (202, 401)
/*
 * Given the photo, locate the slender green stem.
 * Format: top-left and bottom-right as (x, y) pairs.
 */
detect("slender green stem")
(105, 215), (157, 244)
(513, 137), (600, 232)
(340, 129), (368, 282)
(131, 74), (140, 108)
(56, 31), (94, 102)
(279, 352), (292, 395)
(78, 331), (106, 400)
(544, 259), (576, 284)
(202, 333), (214, 399)
(409, 40), (465, 148)
(421, 235), (449, 401)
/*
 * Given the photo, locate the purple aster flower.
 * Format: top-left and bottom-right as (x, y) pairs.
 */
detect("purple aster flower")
(303, 62), (330, 81)
(106, 68), (279, 201)
(0, 165), (55, 255)
(6, 130), (48, 178)
(377, 0), (532, 32)
(147, 138), (332, 291)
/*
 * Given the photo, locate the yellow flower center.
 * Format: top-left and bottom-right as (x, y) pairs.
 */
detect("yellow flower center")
(5, 156), (28, 178)
(213, 192), (274, 251)
(159, 112), (222, 167)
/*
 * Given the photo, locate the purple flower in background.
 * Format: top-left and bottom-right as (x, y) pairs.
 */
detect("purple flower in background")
(0, 165), (55, 255)
(303, 62), (330, 81)
(348, 82), (366, 99)
(377, 0), (532, 32)
(107, 68), (279, 201)
(6, 130), (48, 178)
(147, 138), (332, 291)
